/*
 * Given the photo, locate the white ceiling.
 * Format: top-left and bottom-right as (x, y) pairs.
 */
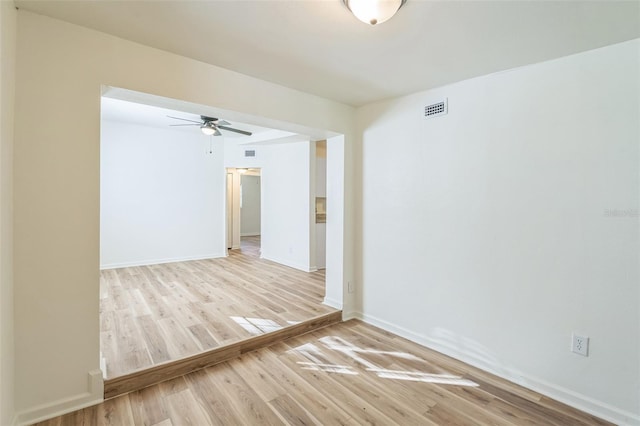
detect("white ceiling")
(102, 96), (316, 147)
(101, 97), (275, 139)
(15, 0), (640, 106)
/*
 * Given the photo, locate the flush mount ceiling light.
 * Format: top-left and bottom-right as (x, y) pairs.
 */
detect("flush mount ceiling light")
(343, 0), (406, 25)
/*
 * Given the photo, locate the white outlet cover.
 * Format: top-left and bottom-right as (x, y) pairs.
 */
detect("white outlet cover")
(572, 334), (589, 356)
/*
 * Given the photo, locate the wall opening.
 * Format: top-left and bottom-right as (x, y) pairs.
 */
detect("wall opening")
(99, 87), (346, 379)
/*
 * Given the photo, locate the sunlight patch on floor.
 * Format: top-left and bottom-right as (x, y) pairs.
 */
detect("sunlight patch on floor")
(368, 368), (478, 386)
(297, 361), (359, 375)
(230, 316), (283, 335)
(288, 335), (478, 387)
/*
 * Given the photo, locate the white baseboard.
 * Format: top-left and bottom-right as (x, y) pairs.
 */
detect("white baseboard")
(341, 309), (359, 321)
(14, 370), (104, 426)
(352, 311), (640, 426)
(260, 253), (314, 272)
(323, 297), (343, 311)
(100, 253), (225, 270)
(240, 232), (261, 237)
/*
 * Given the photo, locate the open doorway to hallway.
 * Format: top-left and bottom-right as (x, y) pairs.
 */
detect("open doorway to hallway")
(226, 167), (262, 257)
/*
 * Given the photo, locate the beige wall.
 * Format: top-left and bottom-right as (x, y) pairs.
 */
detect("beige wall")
(0, 1), (17, 425)
(13, 10), (354, 422)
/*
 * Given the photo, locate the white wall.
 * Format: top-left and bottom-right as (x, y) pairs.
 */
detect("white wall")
(226, 168), (241, 249)
(325, 136), (347, 310)
(0, 2), (16, 425)
(315, 141), (327, 269)
(261, 140), (314, 271)
(355, 39), (639, 424)
(100, 118), (226, 268)
(225, 139), (316, 271)
(223, 141), (265, 169)
(240, 174), (261, 236)
(13, 10), (353, 424)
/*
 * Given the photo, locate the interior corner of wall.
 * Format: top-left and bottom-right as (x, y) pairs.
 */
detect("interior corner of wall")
(323, 297), (343, 311)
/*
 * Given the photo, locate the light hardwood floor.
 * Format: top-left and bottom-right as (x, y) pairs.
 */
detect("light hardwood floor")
(101, 236), (335, 379)
(38, 320), (611, 426)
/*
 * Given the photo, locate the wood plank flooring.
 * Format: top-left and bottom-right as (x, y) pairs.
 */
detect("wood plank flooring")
(104, 311), (342, 399)
(101, 236), (335, 379)
(38, 320), (612, 426)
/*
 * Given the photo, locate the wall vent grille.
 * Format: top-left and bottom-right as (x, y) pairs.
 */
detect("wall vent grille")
(424, 99), (448, 119)
(244, 150), (256, 157)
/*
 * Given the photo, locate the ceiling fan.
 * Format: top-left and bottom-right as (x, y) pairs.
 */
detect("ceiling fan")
(167, 115), (252, 136)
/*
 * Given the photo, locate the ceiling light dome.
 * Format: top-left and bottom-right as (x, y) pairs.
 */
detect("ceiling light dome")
(343, 0), (406, 25)
(201, 122), (221, 136)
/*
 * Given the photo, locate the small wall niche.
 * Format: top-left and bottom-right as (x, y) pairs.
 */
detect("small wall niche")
(316, 197), (326, 223)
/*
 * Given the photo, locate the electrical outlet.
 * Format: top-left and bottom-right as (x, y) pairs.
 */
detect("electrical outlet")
(572, 334), (589, 356)
(347, 281), (354, 293)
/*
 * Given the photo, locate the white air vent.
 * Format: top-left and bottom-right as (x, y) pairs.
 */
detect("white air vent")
(244, 150), (256, 157)
(424, 99), (448, 119)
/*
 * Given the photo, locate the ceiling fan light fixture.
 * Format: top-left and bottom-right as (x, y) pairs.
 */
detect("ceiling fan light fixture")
(343, 0), (406, 25)
(169, 115), (251, 136)
(201, 122), (217, 136)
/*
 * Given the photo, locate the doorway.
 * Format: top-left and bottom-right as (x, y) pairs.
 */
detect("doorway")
(226, 167), (262, 256)
(240, 169), (261, 256)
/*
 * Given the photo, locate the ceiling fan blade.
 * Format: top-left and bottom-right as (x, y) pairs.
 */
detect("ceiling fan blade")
(218, 125), (252, 136)
(167, 115), (202, 124)
(216, 120), (231, 126)
(169, 124), (199, 126)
